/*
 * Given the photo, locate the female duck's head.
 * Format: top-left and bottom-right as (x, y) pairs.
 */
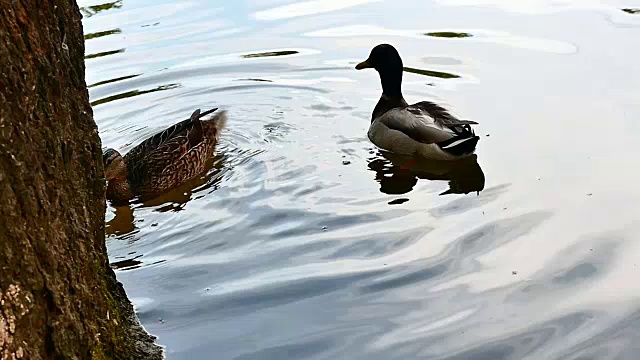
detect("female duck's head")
(356, 44), (404, 97)
(103, 148), (126, 180)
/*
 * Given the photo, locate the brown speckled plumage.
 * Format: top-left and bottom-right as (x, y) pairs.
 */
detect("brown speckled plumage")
(103, 108), (227, 202)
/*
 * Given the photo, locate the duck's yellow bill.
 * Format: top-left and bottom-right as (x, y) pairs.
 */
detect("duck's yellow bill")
(355, 60), (372, 70)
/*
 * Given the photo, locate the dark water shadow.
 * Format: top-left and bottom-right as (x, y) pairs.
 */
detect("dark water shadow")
(88, 74), (142, 88)
(110, 254), (143, 271)
(80, 0), (123, 18)
(85, 48), (125, 60)
(241, 50), (299, 59)
(105, 152), (227, 237)
(84, 28), (122, 40)
(367, 152), (485, 196)
(91, 83), (180, 106)
(425, 31), (474, 38)
(109, 254), (166, 272)
(404, 66), (461, 79)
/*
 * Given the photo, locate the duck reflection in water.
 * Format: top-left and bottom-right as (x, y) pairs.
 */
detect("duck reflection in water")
(368, 151), (485, 196)
(105, 153), (227, 237)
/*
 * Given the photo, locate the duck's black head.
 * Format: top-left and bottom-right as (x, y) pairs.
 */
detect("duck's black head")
(356, 44), (404, 97)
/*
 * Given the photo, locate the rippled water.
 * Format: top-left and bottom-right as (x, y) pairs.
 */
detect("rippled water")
(81, 0), (640, 358)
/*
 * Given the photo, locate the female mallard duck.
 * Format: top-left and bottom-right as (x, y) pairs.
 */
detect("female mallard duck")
(356, 44), (479, 160)
(103, 108), (226, 202)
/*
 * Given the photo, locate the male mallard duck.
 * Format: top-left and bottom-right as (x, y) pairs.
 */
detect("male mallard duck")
(103, 108), (227, 202)
(356, 44), (479, 160)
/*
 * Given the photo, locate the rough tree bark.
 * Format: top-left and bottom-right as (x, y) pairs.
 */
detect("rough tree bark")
(0, 1), (161, 359)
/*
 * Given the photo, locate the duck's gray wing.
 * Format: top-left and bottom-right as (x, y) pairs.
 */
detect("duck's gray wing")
(408, 101), (477, 127)
(378, 106), (456, 144)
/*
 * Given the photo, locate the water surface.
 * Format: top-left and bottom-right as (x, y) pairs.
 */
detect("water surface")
(80, 0), (640, 358)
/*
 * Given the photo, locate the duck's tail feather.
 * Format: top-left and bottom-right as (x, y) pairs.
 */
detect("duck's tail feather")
(193, 108), (226, 129)
(194, 107), (218, 120)
(205, 111), (227, 143)
(437, 134), (479, 156)
(209, 110), (227, 131)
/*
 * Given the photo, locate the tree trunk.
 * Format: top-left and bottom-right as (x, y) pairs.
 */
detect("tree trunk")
(0, 1), (161, 359)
